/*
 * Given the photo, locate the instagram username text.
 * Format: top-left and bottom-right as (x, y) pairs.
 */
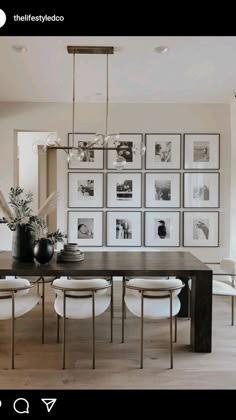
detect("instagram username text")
(13, 14), (64, 23)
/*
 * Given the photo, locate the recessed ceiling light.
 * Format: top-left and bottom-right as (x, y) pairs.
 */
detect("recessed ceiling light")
(12, 45), (28, 53)
(155, 46), (169, 54)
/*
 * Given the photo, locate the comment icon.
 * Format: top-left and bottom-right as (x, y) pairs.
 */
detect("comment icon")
(13, 398), (29, 414)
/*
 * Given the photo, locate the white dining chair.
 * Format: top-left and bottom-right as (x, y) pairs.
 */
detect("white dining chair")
(188, 258), (236, 325)
(122, 276), (178, 343)
(0, 277), (40, 369)
(51, 277), (112, 369)
(124, 278), (184, 369)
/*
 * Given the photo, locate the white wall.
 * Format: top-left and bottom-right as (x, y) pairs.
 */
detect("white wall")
(0, 102), (231, 262)
(230, 102), (236, 258)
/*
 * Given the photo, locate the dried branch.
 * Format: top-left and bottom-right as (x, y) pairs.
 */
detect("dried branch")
(0, 190), (14, 221)
(37, 191), (58, 217)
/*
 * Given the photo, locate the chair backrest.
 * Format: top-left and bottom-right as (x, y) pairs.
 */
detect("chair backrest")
(126, 278), (184, 297)
(220, 259), (236, 275)
(0, 278), (31, 297)
(52, 278), (110, 297)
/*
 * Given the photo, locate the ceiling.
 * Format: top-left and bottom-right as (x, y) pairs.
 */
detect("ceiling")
(1, 36), (236, 103)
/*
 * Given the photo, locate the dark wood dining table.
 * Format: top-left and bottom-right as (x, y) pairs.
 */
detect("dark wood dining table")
(0, 250), (212, 353)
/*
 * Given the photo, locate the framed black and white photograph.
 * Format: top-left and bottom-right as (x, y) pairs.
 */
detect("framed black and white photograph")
(107, 173), (142, 208)
(184, 133), (220, 169)
(184, 172), (220, 208)
(106, 211), (142, 246)
(145, 134), (181, 169)
(145, 173), (181, 208)
(107, 134), (143, 170)
(183, 211), (219, 247)
(68, 172), (103, 208)
(145, 211), (180, 247)
(68, 133), (104, 169)
(67, 211), (103, 246)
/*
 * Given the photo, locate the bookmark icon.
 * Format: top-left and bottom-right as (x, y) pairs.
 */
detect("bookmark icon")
(41, 399), (57, 413)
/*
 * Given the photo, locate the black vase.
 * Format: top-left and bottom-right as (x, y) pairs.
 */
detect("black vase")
(12, 225), (35, 262)
(34, 238), (54, 264)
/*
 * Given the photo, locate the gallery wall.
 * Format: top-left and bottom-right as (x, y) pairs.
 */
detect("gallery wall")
(0, 101), (231, 262)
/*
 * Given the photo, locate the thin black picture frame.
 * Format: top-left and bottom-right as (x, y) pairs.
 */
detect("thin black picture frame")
(106, 133), (143, 170)
(67, 210), (104, 247)
(145, 133), (181, 170)
(106, 172), (142, 208)
(106, 210), (142, 247)
(183, 172), (220, 208)
(183, 133), (220, 170)
(183, 211), (219, 247)
(145, 172), (181, 208)
(67, 172), (104, 208)
(67, 132), (104, 170)
(144, 211), (181, 247)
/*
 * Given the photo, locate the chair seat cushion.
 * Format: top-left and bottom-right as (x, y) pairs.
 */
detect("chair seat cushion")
(125, 295), (181, 319)
(188, 279), (236, 296)
(0, 278), (31, 297)
(213, 280), (236, 296)
(54, 294), (110, 319)
(53, 278), (109, 296)
(0, 295), (40, 320)
(127, 278), (183, 297)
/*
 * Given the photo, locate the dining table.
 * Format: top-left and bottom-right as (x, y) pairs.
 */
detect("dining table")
(0, 250), (212, 352)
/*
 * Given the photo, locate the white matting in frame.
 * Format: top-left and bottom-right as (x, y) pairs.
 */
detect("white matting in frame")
(107, 134), (143, 169)
(184, 133), (220, 169)
(145, 133), (181, 169)
(68, 133), (104, 169)
(145, 173), (181, 208)
(106, 211), (142, 246)
(184, 172), (219, 208)
(107, 172), (142, 208)
(68, 172), (103, 208)
(67, 211), (103, 247)
(145, 211), (180, 247)
(183, 211), (219, 247)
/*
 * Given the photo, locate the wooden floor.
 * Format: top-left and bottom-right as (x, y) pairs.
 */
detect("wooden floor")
(0, 282), (236, 389)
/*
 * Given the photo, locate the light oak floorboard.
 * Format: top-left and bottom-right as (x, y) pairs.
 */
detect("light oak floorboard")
(0, 283), (235, 389)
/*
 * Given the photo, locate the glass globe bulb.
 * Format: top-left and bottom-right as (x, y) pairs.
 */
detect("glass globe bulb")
(67, 149), (76, 163)
(76, 147), (85, 161)
(113, 155), (127, 170)
(140, 142), (146, 156)
(94, 133), (104, 147)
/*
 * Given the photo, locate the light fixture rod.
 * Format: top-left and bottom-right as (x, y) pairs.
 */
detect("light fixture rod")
(67, 46), (114, 55)
(105, 53), (109, 136)
(48, 146), (129, 151)
(72, 52), (75, 148)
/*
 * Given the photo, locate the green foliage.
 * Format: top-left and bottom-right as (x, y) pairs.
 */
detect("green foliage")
(6, 188), (66, 243)
(47, 229), (67, 244)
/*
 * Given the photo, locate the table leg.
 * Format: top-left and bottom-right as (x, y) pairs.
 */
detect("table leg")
(190, 271), (212, 352)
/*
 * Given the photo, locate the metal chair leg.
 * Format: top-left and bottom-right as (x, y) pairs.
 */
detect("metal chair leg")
(140, 291), (144, 369)
(41, 277), (45, 344)
(111, 277), (114, 319)
(110, 289), (113, 343)
(170, 292), (173, 369)
(122, 277), (125, 343)
(11, 291), (15, 369)
(188, 286), (191, 319)
(62, 291), (66, 369)
(232, 296), (234, 326)
(92, 291), (95, 369)
(174, 316), (177, 343)
(57, 314), (60, 343)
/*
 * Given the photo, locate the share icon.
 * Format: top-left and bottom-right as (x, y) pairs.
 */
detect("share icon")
(41, 398), (57, 413)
